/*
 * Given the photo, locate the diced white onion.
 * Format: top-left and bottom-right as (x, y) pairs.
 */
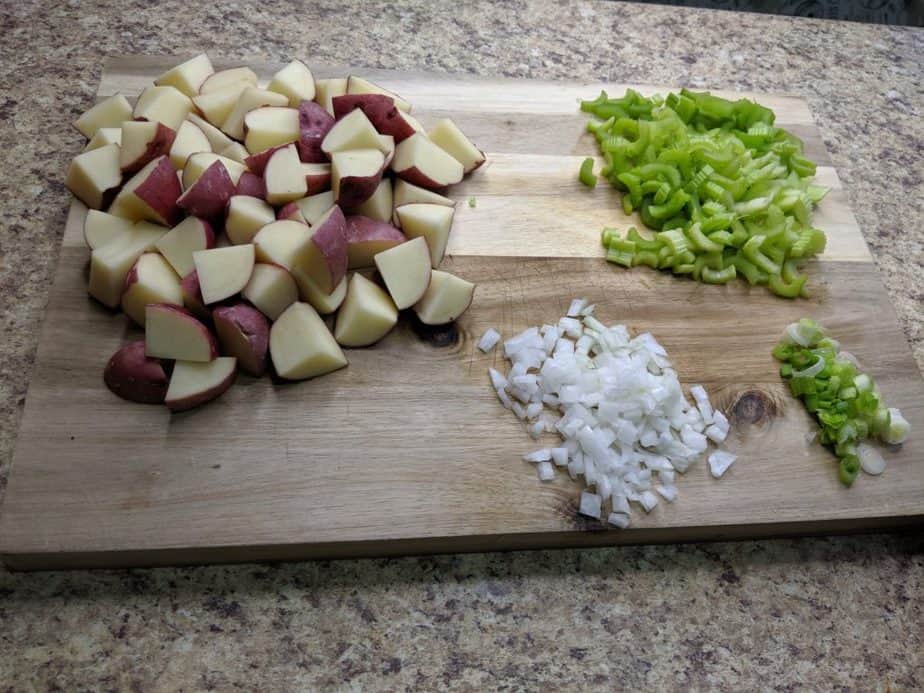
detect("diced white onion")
(523, 449), (551, 463)
(857, 442), (886, 475)
(705, 424), (727, 444)
(550, 448), (569, 466)
(708, 450), (737, 478)
(579, 491), (602, 519)
(567, 298), (587, 317)
(537, 461), (555, 481)
(607, 512), (630, 528)
(477, 328), (501, 352)
(655, 485), (677, 502)
(639, 491), (658, 512)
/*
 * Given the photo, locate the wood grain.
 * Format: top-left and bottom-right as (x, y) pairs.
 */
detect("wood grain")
(1, 58), (921, 570)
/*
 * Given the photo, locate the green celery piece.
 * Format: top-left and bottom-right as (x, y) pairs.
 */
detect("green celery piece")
(686, 223), (723, 253)
(743, 236), (781, 274)
(702, 265), (736, 284)
(606, 249), (634, 267)
(579, 158), (598, 188)
(648, 190), (690, 220)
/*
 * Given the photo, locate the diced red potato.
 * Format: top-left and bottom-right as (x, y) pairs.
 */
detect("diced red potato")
(295, 191), (335, 225)
(296, 101), (335, 163)
(74, 94), (133, 139)
(180, 270), (211, 321)
(302, 163), (331, 195)
(221, 87), (289, 140)
(169, 120), (212, 169)
(269, 302), (347, 380)
(165, 357), (237, 412)
(192, 82), (250, 127)
(120, 120), (177, 174)
(108, 156), (183, 225)
(84, 127), (122, 152)
(344, 215), (406, 269)
(145, 303), (218, 362)
(235, 172), (266, 200)
(346, 75), (411, 113)
(314, 78), (348, 117)
(427, 118), (486, 173)
(276, 202), (306, 223)
(88, 222), (166, 308)
(186, 112), (234, 152)
(155, 216), (215, 277)
(352, 178), (392, 222)
(177, 160), (236, 219)
(253, 220), (312, 268)
(242, 263), (298, 321)
(133, 85), (193, 131)
(200, 67), (258, 94)
(213, 304), (270, 376)
(65, 143), (122, 210)
(154, 53), (214, 97)
(393, 179), (456, 209)
(193, 244), (255, 304)
(373, 236), (432, 310)
(226, 195), (275, 245)
(244, 144), (286, 176)
(321, 108), (386, 155)
(331, 94), (417, 143)
(83, 210), (133, 250)
(289, 267), (348, 315)
(244, 106), (299, 154)
(334, 273), (399, 347)
(267, 60), (316, 108)
(391, 133), (464, 189)
(413, 270), (475, 325)
(103, 340), (169, 404)
(294, 205), (348, 294)
(182, 152), (247, 188)
(394, 203), (455, 267)
(120, 252), (183, 325)
(264, 144), (307, 205)
(219, 142), (250, 164)
(331, 149), (385, 208)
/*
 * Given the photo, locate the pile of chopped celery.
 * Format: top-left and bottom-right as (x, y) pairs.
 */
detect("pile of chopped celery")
(580, 88), (829, 298)
(773, 319), (910, 486)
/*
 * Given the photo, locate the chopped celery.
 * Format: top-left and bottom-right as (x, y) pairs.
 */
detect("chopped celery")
(773, 320), (911, 486)
(582, 89), (829, 297)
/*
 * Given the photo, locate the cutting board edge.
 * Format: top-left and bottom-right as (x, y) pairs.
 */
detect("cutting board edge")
(3, 514), (922, 572)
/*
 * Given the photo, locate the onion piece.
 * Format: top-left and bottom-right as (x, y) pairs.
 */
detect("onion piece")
(477, 327), (501, 352)
(536, 461), (555, 481)
(792, 356), (825, 379)
(857, 443), (886, 475)
(523, 449), (551, 463)
(708, 450), (737, 478)
(579, 491), (602, 519)
(607, 512), (630, 528)
(567, 298), (587, 317)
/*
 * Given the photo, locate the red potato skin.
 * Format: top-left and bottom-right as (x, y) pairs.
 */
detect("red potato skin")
(331, 94), (416, 143)
(297, 101), (335, 163)
(212, 304), (269, 376)
(193, 218), (217, 249)
(304, 167), (331, 196)
(122, 121), (177, 174)
(177, 160), (236, 219)
(103, 340), (169, 404)
(180, 271), (211, 321)
(336, 168), (384, 208)
(393, 166), (457, 191)
(166, 369), (236, 412)
(235, 172), (266, 200)
(277, 202), (306, 223)
(131, 156), (183, 225)
(344, 215), (407, 268)
(308, 206), (349, 292)
(244, 145), (286, 176)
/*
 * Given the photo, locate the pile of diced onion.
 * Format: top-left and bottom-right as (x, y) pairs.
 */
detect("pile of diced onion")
(480, 299), (735, 528)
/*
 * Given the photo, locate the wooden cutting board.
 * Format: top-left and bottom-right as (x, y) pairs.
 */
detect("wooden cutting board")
(1, 57), (921, 570)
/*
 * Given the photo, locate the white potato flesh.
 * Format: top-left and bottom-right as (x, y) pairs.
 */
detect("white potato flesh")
(395, 203), (454, 267)
(314, 78), (348, 116)
(88, 222), (166, 308)
(84, 127), (122, 152)
(321, 108), (384, 154)
(165, 357), (236, 411)
(331, 149), (385, 206)
(199, 67), (258, 94)
(267, 60), (316, 107)
(413, 270), (475, 325)
(154, 53), (214, 97)
(270, 302), (347, 380)
(355, 179), (393, 222)
(253, 220), (311, 268)
(120, 120), (170, 171)
(219, 142), (250, 164)
(373, 236), (432, 310)
(65, 144), (122, 209)
(290, 266), (347, 315)
(193, 244), (255, 304)
(169, 120), (212, 169)
(226, 195), (276, 245)
(392, 179), (456, 209)
(133, 86), (193, 131)
(242, 263), (298, 320)
(295, 191), (335, 225)
(186, 113), (234, 152)
(221, 87), (288, 140)
(346, 75), (411, 113)
(121, 253), (183, 325)
(84, 210), (133, 250)
(243, 106), (299, 154)
(427, 118), (486, 173)
(192, 82), (250, 127)
(145, 305), (216, 362)
(155, 217), (213, 277)
(264, 144), (307, 205)
(334, 273), (398, 347)
(182, 152), (247, 188)
(391, 133), (464, 188)
(74, 93), (132, 139)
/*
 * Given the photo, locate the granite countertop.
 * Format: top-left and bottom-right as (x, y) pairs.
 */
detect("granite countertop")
(1, 0), (922, 689)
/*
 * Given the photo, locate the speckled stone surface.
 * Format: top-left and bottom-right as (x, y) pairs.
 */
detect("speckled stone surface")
(0, 0), (921, 689)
